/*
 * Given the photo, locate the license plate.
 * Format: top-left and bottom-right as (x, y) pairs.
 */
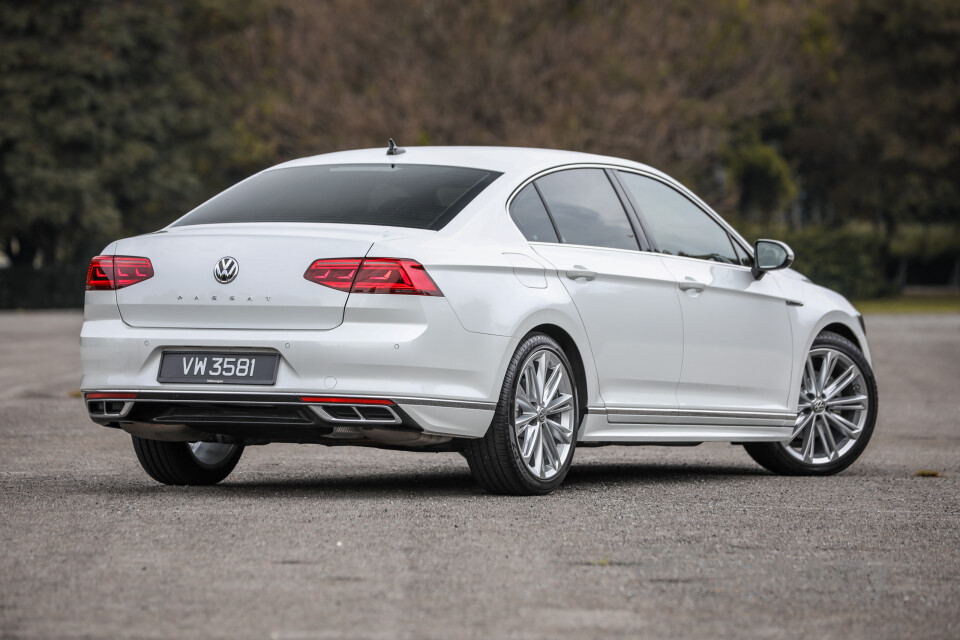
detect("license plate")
(158, 351), (279, 385)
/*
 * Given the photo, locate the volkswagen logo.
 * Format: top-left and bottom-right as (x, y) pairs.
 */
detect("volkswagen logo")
(213, 257), (239, 284)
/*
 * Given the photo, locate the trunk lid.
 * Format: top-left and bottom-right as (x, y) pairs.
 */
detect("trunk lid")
(113, 223), (423, 330)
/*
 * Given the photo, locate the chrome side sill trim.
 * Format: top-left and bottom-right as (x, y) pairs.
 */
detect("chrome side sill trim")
(604, 406), (796, 427)
(606, 406), (795, 421)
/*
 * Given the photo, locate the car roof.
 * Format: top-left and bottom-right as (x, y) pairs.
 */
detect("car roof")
(271, 145), (670, 181)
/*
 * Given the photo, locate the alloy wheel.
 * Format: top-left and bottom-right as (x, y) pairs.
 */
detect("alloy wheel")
(513, 348), (576, 480)
(188, 441), (239, 468)
(783, 347), (869, 465)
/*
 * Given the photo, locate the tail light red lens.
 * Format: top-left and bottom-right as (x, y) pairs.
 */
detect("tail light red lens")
(86, 256), (154, 290)
(304, 258), (443, 296)
(303, 258), (362, 291)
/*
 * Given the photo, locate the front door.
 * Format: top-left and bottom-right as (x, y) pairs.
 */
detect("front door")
(661, 257), (794, 414)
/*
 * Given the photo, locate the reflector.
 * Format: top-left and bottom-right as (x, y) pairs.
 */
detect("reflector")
(299, 396), (394, 405)
(85, 392), (138, 399)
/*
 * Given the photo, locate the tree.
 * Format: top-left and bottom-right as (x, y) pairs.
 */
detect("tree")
(788, 0), (960, 232)
(0, 1), (263, 266)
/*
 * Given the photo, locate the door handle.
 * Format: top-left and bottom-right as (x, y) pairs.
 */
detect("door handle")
(566, 267), (597, 281)
(678, 281), (705, 293)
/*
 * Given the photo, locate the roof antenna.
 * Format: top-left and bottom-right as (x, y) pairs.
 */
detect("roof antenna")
(386, 138), (406, 156)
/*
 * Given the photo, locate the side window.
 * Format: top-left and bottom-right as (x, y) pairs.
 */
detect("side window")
(509, 184), (559, 243)
(536, 169), (639, 251)
(617, 172), (739, 264)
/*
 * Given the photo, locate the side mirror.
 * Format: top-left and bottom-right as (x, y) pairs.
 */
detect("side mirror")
(752, 239), (794, 279)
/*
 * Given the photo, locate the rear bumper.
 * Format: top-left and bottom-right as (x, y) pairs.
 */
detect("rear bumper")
(84, 389), (495, 444)
(81, 294), (509, 439)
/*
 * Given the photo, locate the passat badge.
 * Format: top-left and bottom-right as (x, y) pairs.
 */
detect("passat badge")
(214, 257), (239, 284)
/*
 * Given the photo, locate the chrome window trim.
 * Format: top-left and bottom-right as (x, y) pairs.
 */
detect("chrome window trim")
(611, 167), (755, 262)
(504, 162), (755, 261)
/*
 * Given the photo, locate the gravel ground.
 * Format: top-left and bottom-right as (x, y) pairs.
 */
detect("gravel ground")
(1, 311), (958, 639)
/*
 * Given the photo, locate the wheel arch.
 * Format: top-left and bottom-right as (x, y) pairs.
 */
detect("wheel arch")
(820, 322), (862, 352)
(801, 311), (872, 367)
(527, 323), (590, 426)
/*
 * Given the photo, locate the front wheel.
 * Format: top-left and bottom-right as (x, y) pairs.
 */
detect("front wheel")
(744, 331), (878, 475)
(132, 436), (244, 485)
(463, 333), (580, 495)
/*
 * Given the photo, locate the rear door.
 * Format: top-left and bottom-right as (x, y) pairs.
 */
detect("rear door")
(516, 168), (684, 415)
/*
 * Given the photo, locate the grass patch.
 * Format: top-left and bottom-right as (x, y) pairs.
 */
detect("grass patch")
(854, 295), (960, 314)
(67, 390), (83, 398)
(915, 470), (943, 478)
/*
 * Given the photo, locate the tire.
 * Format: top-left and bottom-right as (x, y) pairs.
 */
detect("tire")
(132, 436), (244, 486)
(744, 330), (878, 475)
(463, 333), (580, 495)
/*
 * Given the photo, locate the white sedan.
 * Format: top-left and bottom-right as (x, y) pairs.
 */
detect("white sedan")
(81, 143), (878, 494)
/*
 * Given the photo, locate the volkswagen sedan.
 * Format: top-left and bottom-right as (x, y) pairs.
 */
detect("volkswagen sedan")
(81, 144), (878, 494)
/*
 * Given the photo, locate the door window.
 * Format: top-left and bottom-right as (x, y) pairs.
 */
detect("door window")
(617, 172), (739, 264)
(536, 169), (639, 251)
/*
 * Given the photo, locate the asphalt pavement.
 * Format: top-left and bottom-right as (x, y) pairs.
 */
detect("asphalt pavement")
(1, 311), (958, 639)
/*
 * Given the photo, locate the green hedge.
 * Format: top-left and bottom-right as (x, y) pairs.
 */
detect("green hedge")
(745, 223), (960, 300)
(0, 265), (87, 309)
(779, 227), (888, 300)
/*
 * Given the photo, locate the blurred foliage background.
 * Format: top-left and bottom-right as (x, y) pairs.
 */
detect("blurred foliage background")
(1, 0), (958, 307)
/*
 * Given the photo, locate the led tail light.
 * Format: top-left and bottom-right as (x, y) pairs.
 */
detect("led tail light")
(86, 256), (154, 290)
(304, 258), (443, 296)
(302, 258), (362, 291)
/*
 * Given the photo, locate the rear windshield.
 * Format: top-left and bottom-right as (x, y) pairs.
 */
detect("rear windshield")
(172, 164), (501, 230)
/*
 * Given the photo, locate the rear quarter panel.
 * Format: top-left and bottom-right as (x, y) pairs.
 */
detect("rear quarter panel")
(367, 226), (603, 411)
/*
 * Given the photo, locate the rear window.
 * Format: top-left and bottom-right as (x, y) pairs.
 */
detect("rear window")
(172, 164), (502, 230)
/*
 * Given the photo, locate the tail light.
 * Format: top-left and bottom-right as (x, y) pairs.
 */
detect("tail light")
(302, 258), (363, 291)
(304, 258), (443, 296)
(86, 256), (154, 290)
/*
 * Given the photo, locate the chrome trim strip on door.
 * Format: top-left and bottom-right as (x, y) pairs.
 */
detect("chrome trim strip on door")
(605, 406), (796, 426)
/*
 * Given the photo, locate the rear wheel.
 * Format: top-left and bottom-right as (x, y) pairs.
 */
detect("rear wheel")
(132, 436), (243, 485)
(463, 333), (579, 495)
(744, 331), (877, 475)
